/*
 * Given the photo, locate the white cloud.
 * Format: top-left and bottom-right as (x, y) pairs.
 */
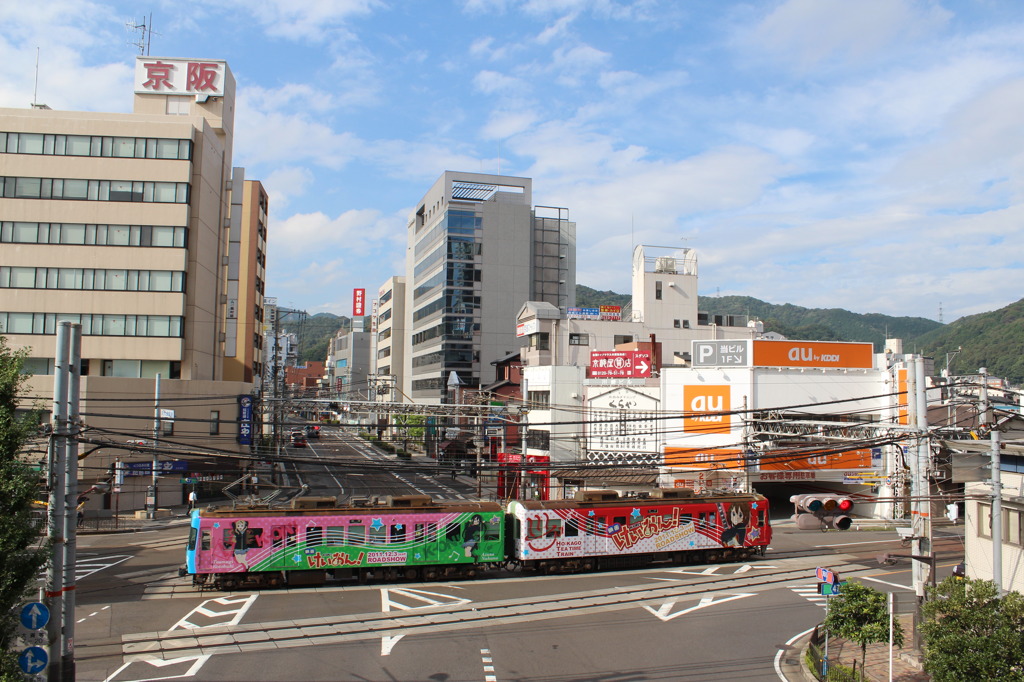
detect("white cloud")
(262, 166), (314, 209)
(744, 0), (951, 71)
(481, 109), (540, 140)
(473, 70), (527, 95)
(213, 0), (382, 42)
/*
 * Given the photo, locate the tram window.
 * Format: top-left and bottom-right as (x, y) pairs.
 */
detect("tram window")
(709, 512), (717, 526)
(370, 523), (387, 544)
(564, 519), (579, 537)
(680, 512), (692, 525)
(545, 519), (562, 538)
(613, 516), (627, 528)
(484, 517), (499, 541)
(187, 526), (198, 551)
(584, 517), (596, 535)
(414, 524), (425, 541)
(390, 525), (405, 543)
(698, 512), (708, 529)
(200, 529), (210, 551)
(513, 518), (521, 539)
(306, 526), (323, 547)
(427, 523), (437, 541)
(446, 521), (461, 542)
(326, 526), (345, 544)
(221, 528), (233, 549)
(348, 524), (366, 545)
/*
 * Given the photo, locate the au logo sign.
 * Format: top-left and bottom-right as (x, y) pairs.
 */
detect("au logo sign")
(683, 385), (731, 434)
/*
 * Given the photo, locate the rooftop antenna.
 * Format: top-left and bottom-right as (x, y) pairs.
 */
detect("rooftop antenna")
(127, 14), (157, 56)
(32, 47), (40, 106)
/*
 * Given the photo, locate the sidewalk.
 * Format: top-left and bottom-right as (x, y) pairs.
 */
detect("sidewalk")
(76, 507), (192, 534)
(780, 614), (929, 681)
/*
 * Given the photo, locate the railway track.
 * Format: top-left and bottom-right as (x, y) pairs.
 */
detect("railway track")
(115, 554), (879, 662)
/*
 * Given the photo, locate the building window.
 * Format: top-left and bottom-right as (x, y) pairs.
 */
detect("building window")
(526, 429), (550, 450)
(613, 335), (634, 346)
(529, 332), (549, 351)
(568, 333), (589, 346)
(0, 313), (183, 337)
(979, 502), (992, 538)
(0, 177), (189, 203)
(210, 411), (220, 435)
(0, 132), (192, 160)
(527, 390), (550, 409)
(656, 281), (663, 300)
(673, 319), (681, 328)
(0, 267), (184, 292)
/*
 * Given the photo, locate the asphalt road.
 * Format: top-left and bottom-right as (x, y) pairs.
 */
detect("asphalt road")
(66, 518), (964, 682)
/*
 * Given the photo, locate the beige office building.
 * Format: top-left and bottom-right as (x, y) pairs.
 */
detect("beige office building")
(0, 57), (261, 513)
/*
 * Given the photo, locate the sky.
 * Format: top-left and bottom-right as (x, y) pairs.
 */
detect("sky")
(2, 0), (1023, 323)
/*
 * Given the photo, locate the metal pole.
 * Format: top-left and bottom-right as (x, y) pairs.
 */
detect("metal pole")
(911, 356), (931, 600)
(148, 373), (161, 519)
(46, 321), (70, 682)
(888, 591), (894, 682)
(980, 368), (1003, 594)
(60, 323), (81, 681)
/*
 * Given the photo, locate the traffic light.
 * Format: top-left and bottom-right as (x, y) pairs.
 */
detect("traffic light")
(790, 494), (854, 530)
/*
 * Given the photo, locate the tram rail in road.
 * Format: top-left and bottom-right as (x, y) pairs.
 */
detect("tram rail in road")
(115, 554), (881, 662)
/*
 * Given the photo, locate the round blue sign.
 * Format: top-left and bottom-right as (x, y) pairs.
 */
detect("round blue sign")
(18, 646), (48, 674)
(19, 602), (49, 630)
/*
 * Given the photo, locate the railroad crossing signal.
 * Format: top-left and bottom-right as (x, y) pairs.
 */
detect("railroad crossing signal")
(791, 494), (855, 530)
(815, 566), (840, 585)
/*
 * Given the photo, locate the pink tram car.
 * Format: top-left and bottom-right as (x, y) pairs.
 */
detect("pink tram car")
(506, 489), (771, 574)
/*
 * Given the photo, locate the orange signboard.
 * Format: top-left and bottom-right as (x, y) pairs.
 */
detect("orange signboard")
(897, 368), (909, 425)
(682, 385), (732, 434)
(752, 340), (873, 369)
(664, 447), (741, 468)
(759, 448), (873, 471)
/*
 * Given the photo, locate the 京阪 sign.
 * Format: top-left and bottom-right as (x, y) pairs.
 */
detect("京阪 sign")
(134, 57), (227, 97)
(590, 350), (651, 378)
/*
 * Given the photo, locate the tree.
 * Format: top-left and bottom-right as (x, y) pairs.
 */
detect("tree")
(823, 580), (904, 672)
(0, 336), (50, 678)
(920, 576), (1024, 681)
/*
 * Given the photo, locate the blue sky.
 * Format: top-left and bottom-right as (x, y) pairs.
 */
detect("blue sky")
(3, 0), (1023, 323)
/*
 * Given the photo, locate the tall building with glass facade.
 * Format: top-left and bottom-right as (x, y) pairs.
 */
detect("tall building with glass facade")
(402, 172), (576, 403)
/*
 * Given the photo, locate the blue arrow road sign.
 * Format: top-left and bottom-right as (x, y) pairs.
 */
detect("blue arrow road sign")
(18, 646), (48, 674)
(19, 602), (49, 630)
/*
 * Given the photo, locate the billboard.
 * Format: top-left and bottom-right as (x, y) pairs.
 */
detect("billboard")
(567, 306), (621, 321)
(353, 289), (366, 317)
(135, 57), (227, 97)
(682, 385), (732, 434)
(752, 340), (873, 369)
(590, 350), (651, 378)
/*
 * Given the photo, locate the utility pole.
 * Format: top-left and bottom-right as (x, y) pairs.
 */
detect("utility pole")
(980, 368), (1003, 594)
(148, 373), (161, 520)
(910, 356), (933, 601)
(47, 321), (80, 682)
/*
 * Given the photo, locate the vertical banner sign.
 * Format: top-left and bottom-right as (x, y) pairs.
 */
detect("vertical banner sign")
(237, 395), (253, 445)
(353, 289), (366, 317)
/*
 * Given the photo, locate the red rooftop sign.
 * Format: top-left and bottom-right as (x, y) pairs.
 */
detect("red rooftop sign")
(589, 350), (651, 378)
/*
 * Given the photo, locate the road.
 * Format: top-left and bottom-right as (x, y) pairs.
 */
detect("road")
(276, 426), (478, 503)
(65, 517), (964, 682)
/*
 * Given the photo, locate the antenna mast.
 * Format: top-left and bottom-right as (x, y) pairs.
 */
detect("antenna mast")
(126, 14), (156, 56)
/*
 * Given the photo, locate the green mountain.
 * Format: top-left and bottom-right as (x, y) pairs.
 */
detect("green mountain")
(914, 298), (1024, 382)
(279, 312), (350, 364)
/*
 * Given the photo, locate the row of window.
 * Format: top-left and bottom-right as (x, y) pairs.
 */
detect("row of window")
(1, 222), (187, 247)
(202, 520), (500, 552)
(1, 177), (189, 203)
(978, 501), (1024, 547)
(1, 132), (191, 160)
(411, 318), (479, 347)
(0, 312), (183, 337)
(0, 267), (185, 292)
(22, 357), (181, 379)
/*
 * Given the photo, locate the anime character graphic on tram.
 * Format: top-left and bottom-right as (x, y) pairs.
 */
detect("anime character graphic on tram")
(229, 520), (264, 568)
(719, 502), (750, 547)
(462, 514), (483, 558)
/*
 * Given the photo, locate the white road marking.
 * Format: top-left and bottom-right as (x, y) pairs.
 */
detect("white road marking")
(642, 593), (755, 621)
